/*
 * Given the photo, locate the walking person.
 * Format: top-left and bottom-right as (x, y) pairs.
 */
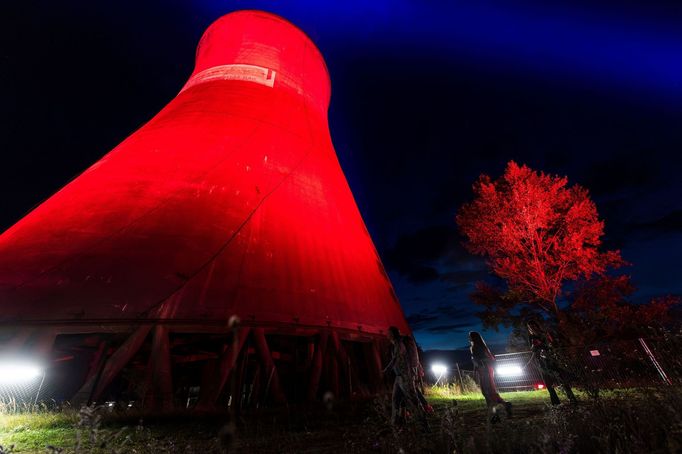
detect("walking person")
(527, 320), (577, 405)
(469, 331), (512, 423)
(403, 334), (434, 414)
(383, 326), (430, 431)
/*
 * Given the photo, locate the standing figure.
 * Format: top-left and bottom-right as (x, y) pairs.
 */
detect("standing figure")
(383, 326), (429, 430)
(403, 334), (434, 414)
(469, 331), (512, 423)
(527, 321), (577, 405)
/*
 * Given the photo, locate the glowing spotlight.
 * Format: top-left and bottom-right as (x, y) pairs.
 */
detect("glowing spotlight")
(495, 365), (523, 377)
(0, 361), (43, 385)
(431, 364), (447, 375)
(431, 363), (447, 386)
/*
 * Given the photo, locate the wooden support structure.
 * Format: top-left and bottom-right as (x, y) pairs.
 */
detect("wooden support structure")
(367, 339), (385, 392)
(84, 340), (108, 383)
(60, 321), (390, 410)
(329, 332), (348, 393)
(196, 327), (250, 409)
(147, 325), (173, 411)
(245, 362), (262, 407)
(72, 325), (152, 405)
(328, 353), (340, 398)
(329, 331), (364, 397)
(307, 331), (328, 401)
(253, 328), (286, 404)
(304, 339), (315, 370)
(232, 345), (250, 411)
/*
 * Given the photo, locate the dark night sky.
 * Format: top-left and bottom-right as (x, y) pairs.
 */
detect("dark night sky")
(2, 1), (681, 350)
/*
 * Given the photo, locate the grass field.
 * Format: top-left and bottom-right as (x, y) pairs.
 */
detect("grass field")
(0, 387), (680, 453)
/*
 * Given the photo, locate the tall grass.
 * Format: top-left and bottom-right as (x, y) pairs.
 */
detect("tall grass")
(381, 386), (682, 453)
(0, 387), (680, 453)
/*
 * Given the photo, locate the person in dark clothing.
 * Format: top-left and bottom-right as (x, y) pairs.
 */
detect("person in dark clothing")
(383, 326), (430, 430)
(403, 334), (434, 414)
(527, 320), (578, 405)
(469, 331), (512, 423)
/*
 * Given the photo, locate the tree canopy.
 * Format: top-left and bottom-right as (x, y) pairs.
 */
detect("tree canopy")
(457, 162), (679, 340)
(456, 161), (623, 316)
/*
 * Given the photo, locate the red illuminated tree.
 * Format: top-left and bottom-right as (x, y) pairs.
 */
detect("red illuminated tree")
(456, 161), (623, 318)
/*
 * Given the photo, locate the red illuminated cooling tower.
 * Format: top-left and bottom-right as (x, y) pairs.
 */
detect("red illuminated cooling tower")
(0, 10), (409, 409)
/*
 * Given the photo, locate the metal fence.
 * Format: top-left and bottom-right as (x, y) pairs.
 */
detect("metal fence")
(450, 336), (682, 394)
(492, 351), (544, 392)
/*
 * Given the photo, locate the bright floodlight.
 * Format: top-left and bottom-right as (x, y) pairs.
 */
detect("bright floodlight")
(496, 365), (523, 377)
(431, 363), (447, 375)
(0, 361), (42, 385)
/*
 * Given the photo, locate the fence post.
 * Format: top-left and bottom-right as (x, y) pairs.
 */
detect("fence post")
(455, 362), (464, 391)
(638, 338), (672, 385)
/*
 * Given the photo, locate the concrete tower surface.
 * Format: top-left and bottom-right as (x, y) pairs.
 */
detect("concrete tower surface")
(0, 10), (409, 409)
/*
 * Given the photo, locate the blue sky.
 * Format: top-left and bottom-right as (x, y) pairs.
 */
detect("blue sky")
(3, 0), (681, 350)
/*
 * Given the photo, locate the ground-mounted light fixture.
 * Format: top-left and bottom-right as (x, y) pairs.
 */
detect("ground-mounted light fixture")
(495, 364), (523, 377)
(431, 363), (447, 386)
(0, 358), (46, 405)
(0, 361), (43, 385)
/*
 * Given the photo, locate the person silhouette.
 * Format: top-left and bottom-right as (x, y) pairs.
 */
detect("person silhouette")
(383, 326), (430, 431)
(469, 331), (512, 423)
(527, 320), (577, 405)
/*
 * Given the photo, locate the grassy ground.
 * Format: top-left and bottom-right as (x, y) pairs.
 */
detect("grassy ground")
(0, 388), (680, 453)
(0, 408), (221, 453)
(233, 389), (556, 453)
(0, 412), (77, 452)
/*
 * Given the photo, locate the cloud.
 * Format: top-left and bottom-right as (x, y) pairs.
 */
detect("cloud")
(405, 312), (440, 329)
(384, 226), (452, 283)
(386, 226), (455, 266)
(439, 269), (489, 285)
(405, 304), (478, 332)
(385, 225), (483, 284)
(407, 266), (440, 283)
(628, 209), (682, 235)
(425, 322), (472, 333)
(601, 209), (682, 252)
(583, 155), (659, 196)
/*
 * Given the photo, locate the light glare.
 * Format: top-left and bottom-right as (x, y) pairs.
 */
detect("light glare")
(0, 362), (42, 384)
(496, 365), (523, 376)
(431, 363), (447, 375)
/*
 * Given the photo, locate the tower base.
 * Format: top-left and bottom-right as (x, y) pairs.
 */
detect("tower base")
(0, 320), (390, 411)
